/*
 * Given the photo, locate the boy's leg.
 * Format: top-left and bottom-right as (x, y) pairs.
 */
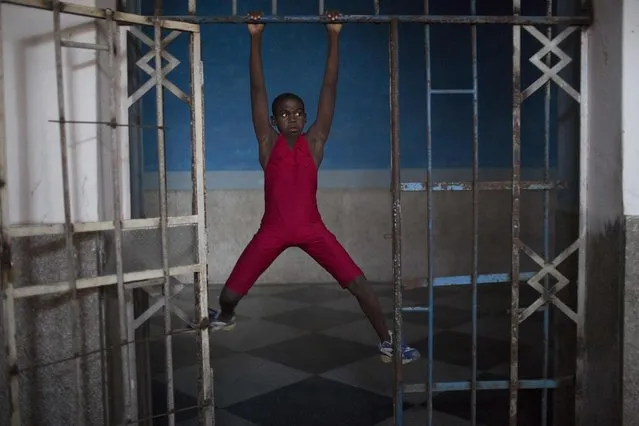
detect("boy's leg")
(214, 227), (286, 330)
(298, 224), (420, 363)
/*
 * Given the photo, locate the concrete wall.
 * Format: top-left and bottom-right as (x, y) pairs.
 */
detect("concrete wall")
(0, 1), (128, 424)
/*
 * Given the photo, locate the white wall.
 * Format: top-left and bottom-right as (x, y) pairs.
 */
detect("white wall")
(623, 0), (639, 216)
(2, 0), (129, 225)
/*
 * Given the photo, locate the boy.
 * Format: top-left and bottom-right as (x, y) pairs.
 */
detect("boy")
(211, 11), (420, 364)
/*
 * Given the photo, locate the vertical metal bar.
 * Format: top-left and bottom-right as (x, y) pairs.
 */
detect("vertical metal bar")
(0, 4), (21, 425)
(389, 18), (403, 426)
(232, 0), (237, 16)
(576, 23), (589, 426)
(470, 0), (479, 423)
(374, 0), (380, 15)
(424, 0), (434, 424)
(271, 0), (277, 15)
(510, 0), (522, 424)
(189, 30), (214, 426)
(318, 0), (324, 15)
(52, 2), (83, 424)
(106, 9), (135, 423)
(154, 19), (175, 426)
(541, 1), (553, 425)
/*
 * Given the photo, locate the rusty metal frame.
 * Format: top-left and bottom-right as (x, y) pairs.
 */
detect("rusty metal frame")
(0, 0), (592, 425)
(0, 1), (212, 425)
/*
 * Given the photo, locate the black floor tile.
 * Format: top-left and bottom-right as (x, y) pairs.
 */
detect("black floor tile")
(272, 285), (349, 304)
(248, 334), (375, 374)
(263, 305), (363, 332)
(225, 376), (410, 426)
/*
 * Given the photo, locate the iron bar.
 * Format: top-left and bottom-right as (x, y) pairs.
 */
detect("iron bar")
(510, 0), (523, 423)
(60, 40), (108, 51)
(154, 19), (176, 426)
(0, 2), (21, 423)
(373, 0), (379, 15)
(52, 2), (84, 423)
(403, 271), (536, 288)
(389, 18), (404, 426)
(541, 1), (553, 424)
(11, 264), (200, 299)
(7, 215), (198, 237)
(232, 0), (237, 16)
(424, 0), (435, 423)
(0, 0), (200, 31)
(107, 9), (134, 423)
(470, 0), (479, 422)
(431, 89), (474, 94)
(575, 23), (588, 421)
(48, 119), (166, 129)
(159, 14), (590, 25)
(318, 0), (324, 15)
(401, 180), (565, 191)
(271, 0), (277, 15)
(189, 22), (214, 426)
(404, 378), (562, 393)
(132, 404), (203, 425)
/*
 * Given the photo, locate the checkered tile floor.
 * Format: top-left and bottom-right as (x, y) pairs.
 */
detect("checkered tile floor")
(146, 283), (547, 425)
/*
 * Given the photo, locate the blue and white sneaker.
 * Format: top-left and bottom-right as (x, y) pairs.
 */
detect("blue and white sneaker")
(208, 308), (236, 332)
(378, 333), (421, 364)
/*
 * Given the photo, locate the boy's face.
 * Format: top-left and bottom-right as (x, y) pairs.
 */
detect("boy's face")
(272, 98), (306, 137)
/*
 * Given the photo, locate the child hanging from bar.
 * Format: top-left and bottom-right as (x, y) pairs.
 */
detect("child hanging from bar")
(210, 10), (420, 364)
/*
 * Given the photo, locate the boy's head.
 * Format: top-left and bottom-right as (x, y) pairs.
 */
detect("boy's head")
(271, 93), (306, 137)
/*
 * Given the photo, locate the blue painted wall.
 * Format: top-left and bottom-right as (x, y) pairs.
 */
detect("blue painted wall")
(139, 0), (557, 173)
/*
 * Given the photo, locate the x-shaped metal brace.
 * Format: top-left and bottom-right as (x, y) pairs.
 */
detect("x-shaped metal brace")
(516, 237), (581, 324)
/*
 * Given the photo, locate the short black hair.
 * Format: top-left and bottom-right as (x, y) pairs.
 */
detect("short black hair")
(271, 92), (305, 116)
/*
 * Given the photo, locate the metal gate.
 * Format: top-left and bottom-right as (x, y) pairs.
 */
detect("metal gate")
(0, 0), (212, 425)
(0, 0), (592, 425)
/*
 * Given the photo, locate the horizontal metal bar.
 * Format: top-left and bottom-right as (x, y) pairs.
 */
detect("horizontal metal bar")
(6, 215), (198, 237)
(405, 272), (536, 289)
(401, 306), (429, 313)
(401, 180), (564, 192)
(125, 277), (165, 290)
(404, 379), (561, 393)
(1, 0), (200, 31)
(158, 14), (591, 26)
(430, 89), (475, 94)
(10, 264), (199, 299)
(60, 40), (108, 51)
(48, 119), (166, 129)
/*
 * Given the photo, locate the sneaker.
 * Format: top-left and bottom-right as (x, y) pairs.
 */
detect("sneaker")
(378, 334), (421, 364)
(208, 308), (236, 332)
